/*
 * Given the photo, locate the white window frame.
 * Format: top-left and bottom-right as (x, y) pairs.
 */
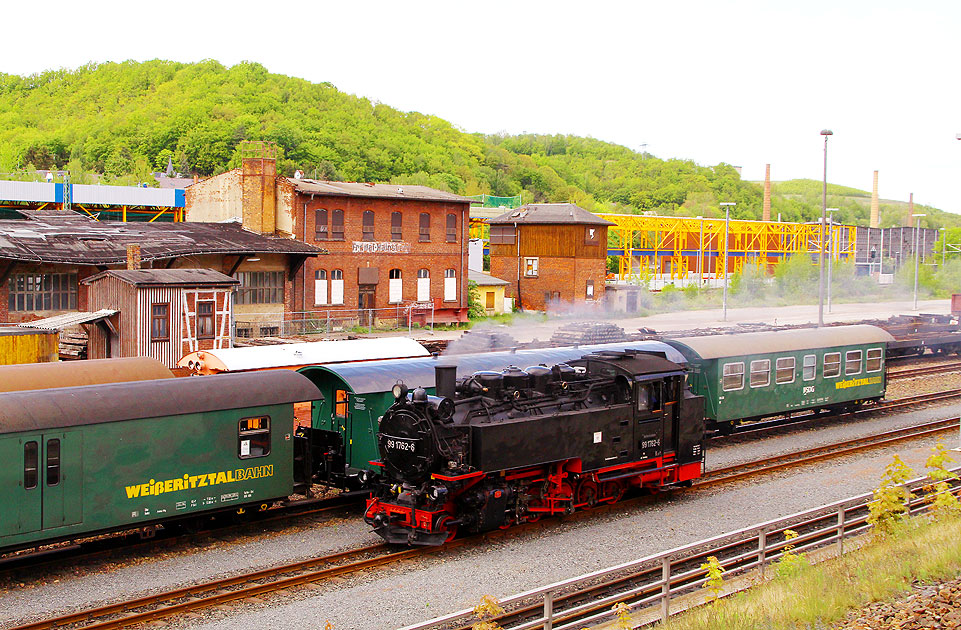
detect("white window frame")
(866, 347), (883, 373)
(750, 359), (771, 388)
(330, 269), (344, 305)
(524, 257), (539, 277)
(444, 268), (456, 302)
(417, 268), (430, 303)
(845, 350), (862, 375)
(722, 362), (745, 391)
(314, 269), (328, 305)
(388, 269), (403, 304)
(775, 356), (796, 384)
(823, 352), (841, 378)
(802, 354), (817, 381)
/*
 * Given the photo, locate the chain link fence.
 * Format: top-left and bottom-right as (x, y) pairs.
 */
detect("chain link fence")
(234, 304), (445, 338)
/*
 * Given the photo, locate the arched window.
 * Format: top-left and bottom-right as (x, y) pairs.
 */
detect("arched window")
(314, 209), (328, 241)
(314, 269), (328, 305)
(331, 210), (345, 241)
(362, 210), (375, 241)
(444, 268), (456, 302)
(388, 268), (403, 304)
(391, 211), (402, 241)
(446, 213), (457, 243)
(419, 212), (430, 242)
(330, 269), (344, 305)
(417, 268), (430, 302)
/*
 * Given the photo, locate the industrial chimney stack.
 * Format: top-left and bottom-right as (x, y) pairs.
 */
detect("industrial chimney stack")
(904, 193), (914, 227)
(762, 164), (771, 222)
(870, 171), (880, 228)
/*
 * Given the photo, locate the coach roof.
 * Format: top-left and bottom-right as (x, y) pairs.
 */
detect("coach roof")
(665, 325), (895, 360)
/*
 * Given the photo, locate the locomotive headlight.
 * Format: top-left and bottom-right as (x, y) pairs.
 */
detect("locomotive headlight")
(392, 383), (409, 400)
(428, 485), (449, 503)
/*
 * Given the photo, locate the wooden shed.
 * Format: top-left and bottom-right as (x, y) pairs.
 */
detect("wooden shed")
(0, 326), (58, 364)
(83, 269), (239, 367)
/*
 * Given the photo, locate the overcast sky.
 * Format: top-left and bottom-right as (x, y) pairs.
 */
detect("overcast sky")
(4, 1), (961, 214)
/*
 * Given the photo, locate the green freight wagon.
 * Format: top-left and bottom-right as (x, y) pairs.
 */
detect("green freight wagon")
(0, 371), (321, 554)
(665, 325), (893, 429)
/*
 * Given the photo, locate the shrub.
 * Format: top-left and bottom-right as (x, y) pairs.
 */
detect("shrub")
(867, 455), (916, 536)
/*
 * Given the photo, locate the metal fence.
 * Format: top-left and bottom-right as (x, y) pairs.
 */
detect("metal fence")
(234, 304), (444, 338)
(400, 469), (961, 630)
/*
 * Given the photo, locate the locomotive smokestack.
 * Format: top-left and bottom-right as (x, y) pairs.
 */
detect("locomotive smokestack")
(435, 365), (457, 399)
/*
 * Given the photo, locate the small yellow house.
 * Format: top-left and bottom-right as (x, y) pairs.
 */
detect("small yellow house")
(469, 270), (511, 315)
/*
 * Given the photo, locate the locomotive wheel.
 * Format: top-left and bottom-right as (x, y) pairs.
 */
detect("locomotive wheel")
(436, 516), (458, 542)
(575, 479), (599, 509)
(601, 480), (626, 504)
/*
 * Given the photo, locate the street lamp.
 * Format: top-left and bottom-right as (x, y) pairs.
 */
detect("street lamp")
(818, 129), (833, 327)
(941, 227), (947, 267)
(720, 202), (736, 321)
(913, 214), (927, 310)
(826, 208), (838, 312)
(696, 216), (704, 293)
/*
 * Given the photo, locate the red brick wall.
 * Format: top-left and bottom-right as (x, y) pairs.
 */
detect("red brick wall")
(0, 263), (99, 323)
(491, 255), (606, 311)
(290, 193), (470, 313)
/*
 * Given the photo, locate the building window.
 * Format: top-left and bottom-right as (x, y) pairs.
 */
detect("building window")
(197, 301), (214, 339)
(823, 352), (841, 378)
(391, 211), (402, 241)
(866, 348), (883, 372)
(151, 303), (170, 341)
(524, 257), (539, 277)
(330, 269), (344, 305)
(585, 226), (600, 244)
(586, 278), (594, 298)
(750, 359), (771, 388)
(234, 271), (284, 305)
(419, 212), (431, 242)
(331, 209), (345, 241)
(315, 208), (329, 241)
(388, 268), (403, 304)
(485, 291), (495, 309)
(446, 213), (457, 243)
(776, 357), (796, 384)
(362, 210), (375, 241)
(444, 268), (456, 302)
(417, 268), (430, 302)
(314, 269), (328, 305)
(722, 362), (744, 391)
(260, 326), (280, 336)
(238, 416), (270, 459)
(8, 272), (78, 311)
(489, 225), (515, 245)
(845, 350), (862, 375)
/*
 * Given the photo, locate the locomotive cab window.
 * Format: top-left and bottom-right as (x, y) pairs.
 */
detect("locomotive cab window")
(776, 357), (796, 384)
(802, 354), (816, 381)
(823, 352), (841, 378)
(845, 350), (863, 375)
(866, 348), (883, 372)
(750, 359), (771, 388)
(238, 416), (270, 459)
(637, 382), (661, 413)
(722, 362), (744, 391)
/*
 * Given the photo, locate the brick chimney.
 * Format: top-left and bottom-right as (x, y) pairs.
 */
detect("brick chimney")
(870, 171), (879, 228)
(903, 193), (914, 227)
(126, 244), (142, 270)
(762, 164), (771, 222)
(240, 141), (278, 235)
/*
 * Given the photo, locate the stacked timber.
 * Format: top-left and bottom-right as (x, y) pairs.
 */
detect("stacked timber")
(446, 329), (519, 354)
(59, 331), (88, 360)
(550, 321), (628, 346)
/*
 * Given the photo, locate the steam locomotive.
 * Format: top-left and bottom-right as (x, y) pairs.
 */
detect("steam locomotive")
(364, 349), (705, 545)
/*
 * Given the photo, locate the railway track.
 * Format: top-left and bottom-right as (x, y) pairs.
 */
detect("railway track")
(10, 390), (961, 630)
(887, 360), (961, 380)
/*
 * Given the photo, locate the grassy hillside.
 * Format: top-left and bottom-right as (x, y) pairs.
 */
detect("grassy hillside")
(1, 60), (957, 228)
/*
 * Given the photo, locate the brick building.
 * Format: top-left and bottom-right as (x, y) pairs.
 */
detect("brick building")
(488, 203), (613, 311)
(187, 154), (475, 325)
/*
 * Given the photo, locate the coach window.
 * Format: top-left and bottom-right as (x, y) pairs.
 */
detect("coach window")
(238, 416), (270, 459)
(46, 439), (61, 487)
(776, 357), (796, 384)
(334, 389), (349, 418)
(823, 352), (841, 378)
(362, 210), (375, 241)
(391, 211), (403, 241)
(315, 208), (329, 240)
(802, 354), (817, 381)
(331, 209), (345, 241)
(722, 362), (744, 391)
(151, 304), (169, 341)
(866, 348), (883, 372)
(750, 359), (771, 388)
(845, 350), (862, 375)
(24, 441), (38, 490)
(197, 301), (214, 339)
(419, 213), (431, 242)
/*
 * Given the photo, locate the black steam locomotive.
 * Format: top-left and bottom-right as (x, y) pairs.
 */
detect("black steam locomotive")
(364, 350), (706, 545)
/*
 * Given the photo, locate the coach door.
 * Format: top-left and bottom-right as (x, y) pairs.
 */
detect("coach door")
(41, 432), (83, 529)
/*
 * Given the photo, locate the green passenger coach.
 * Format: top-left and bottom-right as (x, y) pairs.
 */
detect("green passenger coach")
(0, 371), (321, 554)
(664, 325), (894, 429)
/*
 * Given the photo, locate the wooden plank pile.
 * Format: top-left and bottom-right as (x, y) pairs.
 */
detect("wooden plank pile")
(59, 331), (88, 360)
(550, 321), (628, 346)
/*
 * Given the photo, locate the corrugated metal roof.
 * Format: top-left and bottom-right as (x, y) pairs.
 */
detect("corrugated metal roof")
(0, 326), (57, 336)
(178, 337), (430, 373)
(665, 325), (895, 360)
(15, 309), (118, 330)
(301, 340), (686, 395)
(487, 203), (615, 226)
(84, 269), (239, 287)
(468, 270), (510, 286)
(289, 179), (475, 204)
(0, 213), (323, 264)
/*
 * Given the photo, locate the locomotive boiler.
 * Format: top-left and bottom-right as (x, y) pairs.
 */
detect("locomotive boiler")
(364, 349), (706, 545)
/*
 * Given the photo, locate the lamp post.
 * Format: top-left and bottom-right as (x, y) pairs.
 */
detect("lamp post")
(720, 202), (736, 321)
(913, 214), (927, 310)
(818, 129), (833, 327)
(826, 208), (838, 312)
(696, 216), (704, 293)
(941, 227), (947, 267)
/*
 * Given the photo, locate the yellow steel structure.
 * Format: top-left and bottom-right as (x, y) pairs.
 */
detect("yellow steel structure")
(596, 213), (855, 281)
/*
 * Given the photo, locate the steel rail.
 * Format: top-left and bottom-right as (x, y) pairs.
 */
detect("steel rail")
(887, 361), (961, 380)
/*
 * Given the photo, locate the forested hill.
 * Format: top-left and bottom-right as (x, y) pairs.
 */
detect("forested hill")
(0, 59), (956, 228)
